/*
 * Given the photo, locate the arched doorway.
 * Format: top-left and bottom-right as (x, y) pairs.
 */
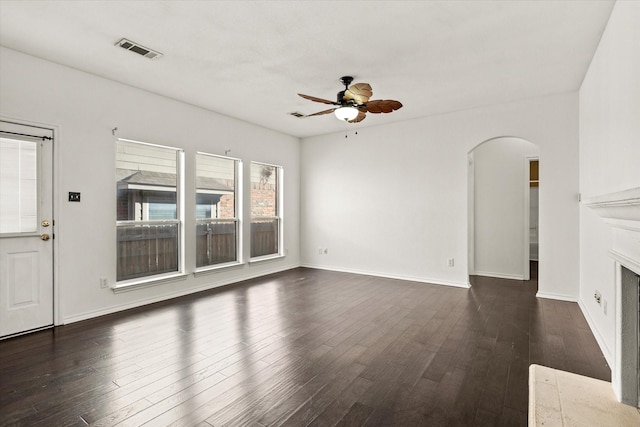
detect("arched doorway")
(468, 136), (539, 284)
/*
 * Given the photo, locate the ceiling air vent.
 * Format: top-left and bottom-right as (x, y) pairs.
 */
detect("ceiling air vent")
(115, 38), (162, 60)
(289, 112), (305, 118)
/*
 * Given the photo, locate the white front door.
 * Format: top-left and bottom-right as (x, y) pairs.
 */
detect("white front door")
(0, 121), (54, 338)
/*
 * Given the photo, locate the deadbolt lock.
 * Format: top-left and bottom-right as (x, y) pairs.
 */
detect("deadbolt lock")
(41, 220), (50, 227)
(41, 234), (50, 241)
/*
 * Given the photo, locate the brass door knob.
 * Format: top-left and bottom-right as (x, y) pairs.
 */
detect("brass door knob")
(41, 234), (50, 241)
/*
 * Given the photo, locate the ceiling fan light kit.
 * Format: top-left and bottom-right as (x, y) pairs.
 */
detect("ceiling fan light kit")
(298, 75), (402, 124)
(334, 106), (359, 121)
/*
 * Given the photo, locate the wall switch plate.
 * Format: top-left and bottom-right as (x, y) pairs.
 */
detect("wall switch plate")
(100, 277), (108, 288)
(68, 192), (81, 202)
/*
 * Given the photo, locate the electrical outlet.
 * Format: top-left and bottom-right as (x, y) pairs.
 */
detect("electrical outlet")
(447, 258), (455, 267)
(594, 290), (601, 304)
(100, 277), (108, 289)
(324, 248), (328, 254)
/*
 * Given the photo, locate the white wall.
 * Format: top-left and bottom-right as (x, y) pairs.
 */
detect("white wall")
(578, 1), (640, 367)
(301, 92), (579, 299)
(473, 137), (539, 280)
(0, 47), (301, 324)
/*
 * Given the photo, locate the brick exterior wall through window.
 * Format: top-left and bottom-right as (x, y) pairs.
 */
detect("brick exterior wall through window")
(251, 182), (277, 217)
(218, 192), (235, 218)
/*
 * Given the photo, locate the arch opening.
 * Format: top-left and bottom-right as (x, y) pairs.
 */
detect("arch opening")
(468, 136), (540, 286)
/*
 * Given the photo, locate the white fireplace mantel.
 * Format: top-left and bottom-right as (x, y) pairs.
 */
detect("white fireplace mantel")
(582, 187), (640, 228)
(583, 187), (640, 275)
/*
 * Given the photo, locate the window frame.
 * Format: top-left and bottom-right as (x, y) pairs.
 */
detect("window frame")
(115, 138), (185, 288)
(249, 161), (284, 262)
(194, 152), (243, 273)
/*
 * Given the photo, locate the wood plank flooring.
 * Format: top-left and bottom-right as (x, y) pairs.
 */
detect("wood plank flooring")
(0, 266), (610, 426)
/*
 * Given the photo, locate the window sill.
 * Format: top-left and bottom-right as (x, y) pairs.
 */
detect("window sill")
(193, 261), (244, 277)
(112, 272), (188, 293)
(249, 253), (285, 264)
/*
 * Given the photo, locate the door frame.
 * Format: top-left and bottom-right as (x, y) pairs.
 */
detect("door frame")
(1, 115), (60, 332)
(524, 155), (539, 281)
(467, 152), (475, 276)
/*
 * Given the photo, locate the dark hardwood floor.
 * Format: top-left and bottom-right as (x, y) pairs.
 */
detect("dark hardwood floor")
(0, 267), (609, 426)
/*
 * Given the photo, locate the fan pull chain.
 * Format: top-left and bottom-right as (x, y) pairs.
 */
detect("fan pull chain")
(344, 130), (358, 139)
(343, 118), (358, 139)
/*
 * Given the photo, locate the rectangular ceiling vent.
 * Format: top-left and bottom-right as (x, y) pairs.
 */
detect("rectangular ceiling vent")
(115, 38), (162, 60)
(289, 112), (305, 118)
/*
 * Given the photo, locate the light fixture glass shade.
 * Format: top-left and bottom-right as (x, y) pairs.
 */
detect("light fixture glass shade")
(334, 106), (359, 121)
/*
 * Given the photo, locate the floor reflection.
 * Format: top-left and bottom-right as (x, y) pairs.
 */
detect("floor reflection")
(0, 267), (609, 426)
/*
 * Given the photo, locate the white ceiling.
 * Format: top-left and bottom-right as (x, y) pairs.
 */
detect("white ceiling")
(0, 1), (614, 138)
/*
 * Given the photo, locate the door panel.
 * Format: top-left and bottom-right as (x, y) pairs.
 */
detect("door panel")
(0, 121), (54, 338)
(8, 251), (40, 306)
(3, 246), (52, 333)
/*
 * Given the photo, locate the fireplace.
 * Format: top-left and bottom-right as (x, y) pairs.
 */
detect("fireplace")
(582, 187), (640, 407)
(618, 265), (640, 406)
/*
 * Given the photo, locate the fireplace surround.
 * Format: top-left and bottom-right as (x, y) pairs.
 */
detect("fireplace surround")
(583, 187), (640, 407)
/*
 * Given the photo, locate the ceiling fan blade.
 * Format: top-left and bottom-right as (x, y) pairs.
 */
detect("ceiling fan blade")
(298, 93), (338, 105)
(305, 108), (337, 117)
(363, 99), (403, 114)
(343, 83), (373, 104)
(348, 110), (367, 123)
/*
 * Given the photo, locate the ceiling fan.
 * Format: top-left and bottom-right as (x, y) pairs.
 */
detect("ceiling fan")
(298, 76), (403, 123)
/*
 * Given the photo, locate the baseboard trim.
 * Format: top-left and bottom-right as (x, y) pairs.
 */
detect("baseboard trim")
(63, 263), (301, 325)
(535, 291), (578, 302)
(474, 270), (525, 281)
(577, 298), (613, 368)
(300, 263), (471, 289)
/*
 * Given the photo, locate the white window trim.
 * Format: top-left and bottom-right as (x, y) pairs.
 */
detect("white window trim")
(250, 161), (284, 261)
(116, 138), (185, 287)
(248, 253), (286, 264)
(193, 259), (244, 276)
(118, 137), (182, 151)
(111, 272), (188, 293)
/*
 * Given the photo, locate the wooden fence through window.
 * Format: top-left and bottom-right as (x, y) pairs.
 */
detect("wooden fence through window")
(116, 220), (279, 281)
(250, 220), (279, 258)
(196, 221), (237, 267)
(117, 223), (178, 281)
